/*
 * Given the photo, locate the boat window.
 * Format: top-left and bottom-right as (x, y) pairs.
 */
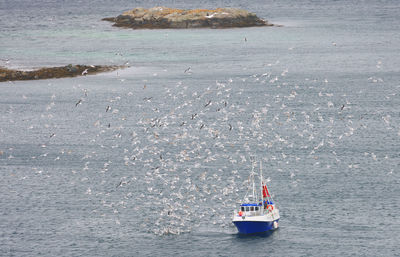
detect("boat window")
(245, 207), (249, 212)
(255, 206), (259, 211)
(250, 207), (254, 211)
(241, 207), (244, 211)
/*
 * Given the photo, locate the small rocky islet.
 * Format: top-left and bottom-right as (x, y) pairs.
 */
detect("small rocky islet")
(0, 64), (122, 82)
(103, 7), (273, 29)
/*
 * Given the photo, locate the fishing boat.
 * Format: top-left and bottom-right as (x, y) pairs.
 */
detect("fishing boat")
(232, 162), (280, 234)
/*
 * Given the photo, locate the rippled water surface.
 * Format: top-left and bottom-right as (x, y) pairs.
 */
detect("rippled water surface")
(1, 0), (399, 256)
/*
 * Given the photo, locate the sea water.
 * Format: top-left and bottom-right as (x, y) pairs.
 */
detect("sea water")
(0, 0), (399, 256)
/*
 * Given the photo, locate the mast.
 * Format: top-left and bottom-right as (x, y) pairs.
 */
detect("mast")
(260, 160), (263, 204)
(251, 163), (255, 201)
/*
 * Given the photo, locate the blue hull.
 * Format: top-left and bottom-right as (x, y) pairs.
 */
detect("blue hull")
(233, 219), (279, 234)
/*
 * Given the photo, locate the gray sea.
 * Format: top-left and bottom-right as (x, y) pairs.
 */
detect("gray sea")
(1, 0), (399, 256)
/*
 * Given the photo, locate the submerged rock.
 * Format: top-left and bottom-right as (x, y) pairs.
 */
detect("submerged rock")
(0, 64), (123, 82)
(103, 7), (273, 29)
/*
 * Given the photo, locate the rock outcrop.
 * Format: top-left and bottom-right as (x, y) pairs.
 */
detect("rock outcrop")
(103, 7), (272, 29)
(0, 64), (122, 82)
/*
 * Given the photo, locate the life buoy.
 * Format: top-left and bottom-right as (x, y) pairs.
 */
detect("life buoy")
(238, 211), (243, 216)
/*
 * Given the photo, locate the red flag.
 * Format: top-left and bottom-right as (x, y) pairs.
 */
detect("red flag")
(263, 185), (270, 197)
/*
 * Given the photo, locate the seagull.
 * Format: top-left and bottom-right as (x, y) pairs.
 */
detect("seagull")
(82, 69), (88, 75)
(116, 181), (122, 188)
(184, 67), (191, 73)
(244, 37), (247, 42)
(50, 133), (56, 138)
(228, 124), (232, 131)
(340, 104), (345, 110)
(106, 106), (111, 112)
(204, 100), (211, 107)
(75, 99), (82, 106)
(0, 58), (10, 64)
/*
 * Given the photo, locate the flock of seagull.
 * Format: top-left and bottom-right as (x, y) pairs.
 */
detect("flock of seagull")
(3, 59), (397, 236)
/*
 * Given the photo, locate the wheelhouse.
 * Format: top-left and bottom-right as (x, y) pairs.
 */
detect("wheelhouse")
(239, 203), (262, 216)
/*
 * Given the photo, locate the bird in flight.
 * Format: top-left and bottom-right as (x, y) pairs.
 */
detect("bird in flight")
(82, 69), (88, 75)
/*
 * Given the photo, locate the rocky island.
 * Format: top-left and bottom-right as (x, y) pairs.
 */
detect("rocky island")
(0, 64), (123, 82)
(103, 7), (273, 29)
